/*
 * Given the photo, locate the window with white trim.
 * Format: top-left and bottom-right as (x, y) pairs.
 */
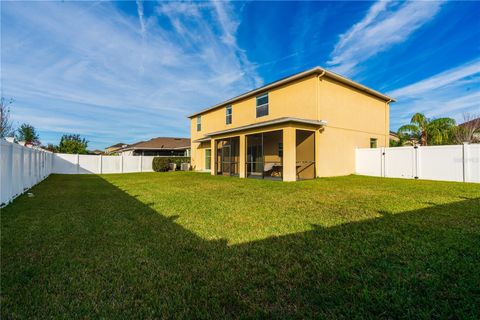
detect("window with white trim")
(226, 105), (232, 125)
(196, 115), (201, 132)
(256, 93), (269, 118)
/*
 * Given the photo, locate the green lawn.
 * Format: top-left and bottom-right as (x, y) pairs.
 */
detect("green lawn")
(1, 173), (479, 318)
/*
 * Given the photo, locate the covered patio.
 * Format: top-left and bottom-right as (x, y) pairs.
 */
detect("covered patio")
(199, 117), (325, 181)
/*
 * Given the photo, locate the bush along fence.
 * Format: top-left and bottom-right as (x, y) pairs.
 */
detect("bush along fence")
(0, 140), (192, 206)
(356, 143), (480, 183)
(152, 157), (191, 172)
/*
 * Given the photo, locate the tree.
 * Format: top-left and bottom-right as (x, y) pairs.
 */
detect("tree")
(16, 123), (40, 145)
(397, 113), (455, 146)
(42, 143), (58, 153)
(454, 113), (480, 144)
(57, 134), (88, 154)
(0, 97), (14, 138)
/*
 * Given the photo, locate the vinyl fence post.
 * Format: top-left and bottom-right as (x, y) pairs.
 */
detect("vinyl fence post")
(7, 143), (14, 199)
(76, 154), (80, 174)
(140, 154), (143, 173)
(19, 146), (24, 191)
(414, 145), (420, 179)
(380, 147), (385, 178)
(463, 142), (468, 183)
(120, 154), (124, 173)
(99, 155), (103, 174)
(28, 149), (32, 187)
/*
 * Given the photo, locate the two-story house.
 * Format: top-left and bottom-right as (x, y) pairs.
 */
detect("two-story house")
(189, 67), (394, 181)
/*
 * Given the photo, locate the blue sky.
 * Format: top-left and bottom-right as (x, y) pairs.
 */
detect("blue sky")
(1, 1), (479, 150)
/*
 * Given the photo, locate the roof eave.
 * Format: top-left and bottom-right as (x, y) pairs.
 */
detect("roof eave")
(197, 117), (327, 138)
(187, 67), (395, 118)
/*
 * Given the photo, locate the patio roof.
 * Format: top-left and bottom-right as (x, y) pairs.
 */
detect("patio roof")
(193, 117), (327, 142)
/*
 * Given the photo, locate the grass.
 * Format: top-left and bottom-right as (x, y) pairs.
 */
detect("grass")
(1, 172), (479, 318)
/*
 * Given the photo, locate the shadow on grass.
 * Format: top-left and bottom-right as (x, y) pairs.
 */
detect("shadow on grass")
(1, 175), (479, 318)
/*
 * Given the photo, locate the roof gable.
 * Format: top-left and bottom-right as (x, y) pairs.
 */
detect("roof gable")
(188, 66), (395, 118)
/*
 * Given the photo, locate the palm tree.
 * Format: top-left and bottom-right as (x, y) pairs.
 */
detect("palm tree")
(397, 113), (455, 146)
(16, 123), (40, 145)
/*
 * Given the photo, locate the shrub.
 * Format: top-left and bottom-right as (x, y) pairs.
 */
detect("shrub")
(152, 157), (170, 172)
(152, 157), (191, 172)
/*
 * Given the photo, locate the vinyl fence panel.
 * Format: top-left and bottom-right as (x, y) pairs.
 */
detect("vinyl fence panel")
(101, 156), (121, 174)
(465, 144), (480, 183)
(50, 154), (173, 174)
(53, 153), (78, 174)
(0, 140), (53, 206)
(141, 156), (155, 172)
(79, 154), (101, 174)
(356, 144), (479, 183)
(123, 156), (141, 173)
(355, 148), (383, 177)
(418, 145), (463, 182)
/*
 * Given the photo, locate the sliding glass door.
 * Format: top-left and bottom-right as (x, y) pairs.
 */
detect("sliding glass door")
(246, 134), (263, 177)
(205, 149), (211, 170)
(215, 137), (239, 176)
(246, 131), (283, 180)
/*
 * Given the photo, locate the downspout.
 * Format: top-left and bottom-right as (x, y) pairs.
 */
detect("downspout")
(385, 99), (392, 147)
(316, 70), (326, 179)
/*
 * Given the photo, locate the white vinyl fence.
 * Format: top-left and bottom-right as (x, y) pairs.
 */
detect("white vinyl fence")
(356, 144), (480, 183)
(1, 140), (186, 206)
(1, 140), (54, 206)
(52, 154), (156, 174)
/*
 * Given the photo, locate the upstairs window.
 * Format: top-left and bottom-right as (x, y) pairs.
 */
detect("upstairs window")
(226, 105), (232, 125)
(370, 138), (377, 148)
(256, 93), (269, 118)
(196, 115), (201, 132)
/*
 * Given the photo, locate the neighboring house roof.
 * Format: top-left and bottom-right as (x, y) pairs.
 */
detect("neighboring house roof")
(188, 66), (395, 118)
(390, 131), (398, 137)
(194, 117), (327, 142)
(106, 143), (126, 149)
(120, 137), (191, 151)
(459, 117), (480, 129)
(389, 131), (400, 141)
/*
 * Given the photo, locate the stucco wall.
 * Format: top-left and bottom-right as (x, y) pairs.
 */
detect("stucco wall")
(190, 75), (318, 142)
(316, 77), (389, 177)
(190, 74), (391, 178)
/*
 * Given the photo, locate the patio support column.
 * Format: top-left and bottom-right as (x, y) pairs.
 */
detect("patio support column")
(239, 134), (246, 178)
(210, 138), (216, 176)
(283, 126), (296, 181)
(315, 129), (321, 178)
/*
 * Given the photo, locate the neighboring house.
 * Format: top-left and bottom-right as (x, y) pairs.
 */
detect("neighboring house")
(118, 137), (191, 156)
(189, 66), (394, 181)
(105, 143), (127, 154)
(459, 117), (480, 143)
(389, 131), (399, 142)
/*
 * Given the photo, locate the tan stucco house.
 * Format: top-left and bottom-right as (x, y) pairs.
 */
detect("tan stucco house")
(105, 143), (127, 154)
(189, 67), (395, 181)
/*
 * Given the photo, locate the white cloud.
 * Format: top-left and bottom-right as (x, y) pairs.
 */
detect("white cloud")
(328, 1), (444, 76)
(388, 60), (480, 128)
(136, 0), (146, 38)
(388, 60), (480, 97)
(1, 1), (261, 148)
